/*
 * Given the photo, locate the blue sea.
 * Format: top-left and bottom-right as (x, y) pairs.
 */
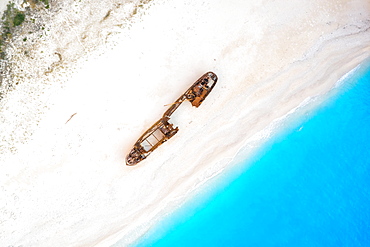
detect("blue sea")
(131, 61), (370, 247)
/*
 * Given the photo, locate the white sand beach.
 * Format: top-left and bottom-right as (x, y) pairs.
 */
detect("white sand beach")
(0, 0), (369, 246)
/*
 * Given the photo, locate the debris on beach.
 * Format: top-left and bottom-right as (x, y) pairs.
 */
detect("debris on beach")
(126, 71), (218, 166)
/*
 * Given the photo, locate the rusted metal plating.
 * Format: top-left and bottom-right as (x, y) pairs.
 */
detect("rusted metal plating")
(126, 72), (218, 166)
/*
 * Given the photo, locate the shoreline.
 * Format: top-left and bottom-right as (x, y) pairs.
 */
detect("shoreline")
(133, 61), (370, 246)
(117, 59), (370, 247)
(0, 0), (369, 246)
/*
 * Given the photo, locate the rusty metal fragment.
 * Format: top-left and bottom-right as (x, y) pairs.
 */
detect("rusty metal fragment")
(126, 71), (218, 166)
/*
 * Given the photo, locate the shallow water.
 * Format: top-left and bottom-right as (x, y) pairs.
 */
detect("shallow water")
(131, 61), (370, 246)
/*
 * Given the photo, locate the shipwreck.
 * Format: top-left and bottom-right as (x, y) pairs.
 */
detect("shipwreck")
(126, 71), (218, 166)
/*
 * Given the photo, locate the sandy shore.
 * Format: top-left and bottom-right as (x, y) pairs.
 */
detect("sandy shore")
(1, 0), (370, 246)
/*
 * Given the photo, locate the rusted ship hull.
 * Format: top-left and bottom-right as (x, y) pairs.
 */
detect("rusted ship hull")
(126, 71), (218, 166)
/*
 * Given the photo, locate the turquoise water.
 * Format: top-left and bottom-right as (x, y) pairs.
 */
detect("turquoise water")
(133, 61), (370, 247)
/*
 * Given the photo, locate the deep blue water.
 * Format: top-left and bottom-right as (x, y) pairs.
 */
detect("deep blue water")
(133, 61), (370, 247)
